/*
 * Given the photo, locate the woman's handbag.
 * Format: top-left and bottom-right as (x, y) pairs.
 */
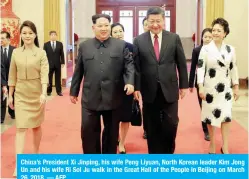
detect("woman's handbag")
(130, 100), (142, 126)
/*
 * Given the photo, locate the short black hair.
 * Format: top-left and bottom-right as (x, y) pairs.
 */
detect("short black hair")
(201, 28), (212, 45)
(147, 7), (165, 18)
(49, 31), (57, 35)
(211, 18), (230, 37)
(142, 17), (147, 25)
(111, 23), (124, 36)
(1, 31), (11, 39)
(92, 14), (111, 24)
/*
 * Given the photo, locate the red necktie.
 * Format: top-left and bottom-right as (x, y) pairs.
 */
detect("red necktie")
(154, 34), (159, 61)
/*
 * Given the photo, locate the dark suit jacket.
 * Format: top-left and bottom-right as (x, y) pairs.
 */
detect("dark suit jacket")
(43, 41), (65, 68)
(70, 37), (135, 111)
(1, 62), (6, 104)
(189, 45), (202, 88)
(1, 62), (7, 100)
(1, 45), (15, 82)
(1, 62), (7, 87)
(133, 30), (188, 103)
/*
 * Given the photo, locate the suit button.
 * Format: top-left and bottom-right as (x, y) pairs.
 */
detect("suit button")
(101, 61), (103, 64)
(100, 52), (103, 54)
(101, 71), (103, 73)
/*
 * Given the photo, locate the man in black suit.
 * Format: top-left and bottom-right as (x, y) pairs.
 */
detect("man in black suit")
(70, 14), (135, 154)
(43, 31), (65, 96)
(133, 7), (188, 154)
(1, 62), (8, 124)
(1, 31), (15, 120)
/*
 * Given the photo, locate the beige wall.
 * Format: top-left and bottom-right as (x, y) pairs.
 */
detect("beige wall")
(202, 0), (206, 28)
(176, 0), (197, 59)
(12, 0), (44, 46)
(60, 0), (67, 79)
(224, 0), (248, 78)
(176, 0), (197, 37)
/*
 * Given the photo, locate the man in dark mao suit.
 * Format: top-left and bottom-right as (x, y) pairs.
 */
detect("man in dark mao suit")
(70, 14), (135, 154)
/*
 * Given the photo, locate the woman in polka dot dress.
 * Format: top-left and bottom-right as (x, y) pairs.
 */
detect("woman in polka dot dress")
(197, 18), (239, 154)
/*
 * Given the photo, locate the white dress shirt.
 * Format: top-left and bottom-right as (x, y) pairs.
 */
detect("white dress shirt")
(150, 31), (162, 52)
(50, 41), (56, 49)
(2, 45), (9, 57)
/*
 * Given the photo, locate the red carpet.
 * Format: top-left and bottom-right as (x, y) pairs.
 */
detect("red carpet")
(1, 87), (248, 178)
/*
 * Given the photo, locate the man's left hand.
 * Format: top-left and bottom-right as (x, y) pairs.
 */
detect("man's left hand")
(180, 88), (188, 99)
(124, 84), (134, 95)
(61, 64), (65, 68)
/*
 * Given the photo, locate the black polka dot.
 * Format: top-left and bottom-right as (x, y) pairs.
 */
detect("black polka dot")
(225, 92), (232, 101)
(215, 83), (225, 93)
(206, 93), (214, 103)
(224, 117), (232, 122)
(208, 68), (216, 78)
(217, 60), (225, 67)
(229, 62), (233, 70)
(226, 45), (231, 53)
(197, 59), (204, 68)
(212, 109), (221, 119)
(204, 118), (211, 124)
(226, 70), (229, 77)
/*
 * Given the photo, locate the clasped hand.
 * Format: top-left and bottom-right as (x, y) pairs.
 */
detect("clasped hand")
(124, 84), (134, 95)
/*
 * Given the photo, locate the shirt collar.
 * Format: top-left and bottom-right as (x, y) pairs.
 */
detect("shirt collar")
(2, 45), (9, 52)
(150, 31), (162, 41)
(94, 37), (110, 49)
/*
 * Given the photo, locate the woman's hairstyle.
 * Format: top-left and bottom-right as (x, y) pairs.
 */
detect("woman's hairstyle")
(110, 23), (124, 36)
(20, 20), (39, 47)
(211, 18), (230, 37)
(201, 28), (212, 45)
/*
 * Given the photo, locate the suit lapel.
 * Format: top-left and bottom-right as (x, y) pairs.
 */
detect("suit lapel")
(1, 46), (7, 66)
(49, 42), (54, 52)
(1, 47), (3, 58)
(8, 46), (13, 61)
(210, 41), (225, 65)
(146, 32), (157, 61)
(159, 30), (170, 61)
(54, 41), (57, 51)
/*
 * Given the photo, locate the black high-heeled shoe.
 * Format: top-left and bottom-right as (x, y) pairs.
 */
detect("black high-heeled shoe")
(119, 147), (126, 154)
(119, 150), (126, 154)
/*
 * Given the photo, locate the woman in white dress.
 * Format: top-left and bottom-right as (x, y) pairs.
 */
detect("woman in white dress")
(197, 18), (239, 154)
